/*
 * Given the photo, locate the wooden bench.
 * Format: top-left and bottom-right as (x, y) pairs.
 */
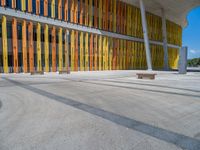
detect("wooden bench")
(30, 71), (44, 75)
(136, 73), (157, 80)
(59, 70), (70, 74)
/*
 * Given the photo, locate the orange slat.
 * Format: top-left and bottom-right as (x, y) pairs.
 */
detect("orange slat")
(44, 0), (48, 16)
(28, 22), (34, 73)
(94, 0), (98, 28)
(117, 0), (121, 33)
(12, 0), (16, 8)
(1, 0), (5, 6)
(113, 38), (117, 70)
(22, 20), (28, 73)
(79, 0), (83, 24)
(36, 0), (40, 15)
(12, 18), (18, 73)
(74, 0), (78, 23)
(94, 34), (98, 71)
(52, 27), (57, 72)
(28, 0), (32, 12)
(64, 0), (68, 21)
(58, 0), (62, 20)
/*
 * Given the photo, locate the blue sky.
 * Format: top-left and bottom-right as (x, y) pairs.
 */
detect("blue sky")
(182, 6), (200, 59)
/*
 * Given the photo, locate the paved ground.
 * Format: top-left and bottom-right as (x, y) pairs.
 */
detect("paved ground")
(0, 70), (200, 150)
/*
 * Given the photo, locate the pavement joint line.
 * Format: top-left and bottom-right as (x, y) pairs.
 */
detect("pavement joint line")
(63, 78), (200, 93)
(61, 79), (200, 99)
(2, 77), (200, 150)
(0, 100), (2, 109)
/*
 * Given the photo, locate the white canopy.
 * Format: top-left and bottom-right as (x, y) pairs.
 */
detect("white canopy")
(122, 0), (200, 27)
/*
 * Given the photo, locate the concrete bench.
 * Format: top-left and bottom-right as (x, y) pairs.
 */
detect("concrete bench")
(137, 73), (157, 80)
(30, 71), (44, 75)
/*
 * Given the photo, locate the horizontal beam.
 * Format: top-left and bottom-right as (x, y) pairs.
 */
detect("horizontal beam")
(0, 7), (180, 49)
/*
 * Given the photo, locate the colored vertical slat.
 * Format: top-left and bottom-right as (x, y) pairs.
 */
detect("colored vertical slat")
(131, 42), (135, 69)
(2, 16), (9, 73)
(64, 30), (70, 71)
(109, 0), (113, 32)
(58, 0), (62, 20)
(85, 0), (89, 26)
(51, 27), (56, 72)
(102, 36), (105, 70)
(105, 0), (109, 30)
(117, 39), (120, 70)
(80, 32), (84, 71)
(79, 0), (84, 71)
(74, 0), (78, 23)
(120, 39), (123, 70)
(103, 0), (108, 30)
(70, 0), (75, 23)
(117, 0), (120, 33)
(51, 0), (55, 18)
(103, 36), (108, 70)
(28, 22), (34, 73)
(89, 34), (93, 71)
(64, 0), (68, 21)
(44, 24), (49, 72)
(36, 0), (40, 15)
(12, 0), (16, 8)
(44, 0), (48, 17)
(113, 38), (117, 70)
(123, 3), (127, 34)
(120, 2), (124, 34)
(22, 20), (28, 73)
(126, 41), (130, 69)
(28, 0), (32, 13)
(58, 28), (63, 72)
(113, 0), (116, 32)
(89, 0), (93, 27)
(98, 0), (102, 29)
(94, 35), (98, 71)
(12, 18), (18, 73)
(70, 30), (75, 71)
(37, 23), (42, 71)
(85, 33), (89, 71)
(123, 40), (126, 70)
(1, 0), (5, 6)
(74, 0), (79, 71)
(98, 35), (102, 70)
(74, 31), (78, 71)
(21, 0), (26, 11)
(94, 0), (98, 28)
(79, 0), (83, 25)
(109, 38), (113, 70)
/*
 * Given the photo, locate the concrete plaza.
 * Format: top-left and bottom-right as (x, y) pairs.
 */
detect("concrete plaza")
(0, 70), (200, 150)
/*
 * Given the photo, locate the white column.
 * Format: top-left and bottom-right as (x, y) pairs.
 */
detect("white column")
(162, 9), (169, 70)
(139, 0), (152, 70)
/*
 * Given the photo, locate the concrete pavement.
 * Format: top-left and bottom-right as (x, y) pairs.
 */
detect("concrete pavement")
(0, 70), (200, 150)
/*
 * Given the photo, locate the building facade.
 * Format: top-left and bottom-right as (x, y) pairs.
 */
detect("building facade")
(0, 0), (182, 73)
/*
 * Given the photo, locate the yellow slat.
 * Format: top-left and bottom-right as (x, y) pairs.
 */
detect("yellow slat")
(37, 23), (42, 71)
(2, 16), (8, 73)
(44, 24), (49, 72)
(80, 32), (84, 71)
